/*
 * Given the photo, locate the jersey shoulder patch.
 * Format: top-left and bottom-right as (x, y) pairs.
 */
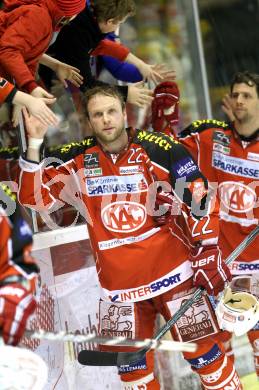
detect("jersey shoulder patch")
(45, 137), (97, 163)
(134, 129), (179, 151)
(179, 119), (230, 138)
(133, 128), (187, 173)
(0, 146), (19, 160)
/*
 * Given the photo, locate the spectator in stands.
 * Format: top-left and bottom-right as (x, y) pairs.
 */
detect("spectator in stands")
(0, 0), (85, 101)
(45, 0), (169, 107)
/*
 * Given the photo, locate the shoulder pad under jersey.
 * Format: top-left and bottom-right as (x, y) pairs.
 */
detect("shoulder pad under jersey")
(0, 146), (19, 160)
(133, 128), (180, 159)
(179, 119), (230, 138)
(0, 182), (16, 218)
(132, 129), (196, 176)
(44, 137), (97, 163)
(0, 182), (16, 203)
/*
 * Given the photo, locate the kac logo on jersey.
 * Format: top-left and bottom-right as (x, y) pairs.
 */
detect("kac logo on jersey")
(219, 181), (256, 213)
(101, 201), (146, 233)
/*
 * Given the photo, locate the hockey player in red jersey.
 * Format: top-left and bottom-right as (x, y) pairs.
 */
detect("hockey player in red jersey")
(17, 84), (242, 389)
(178, 71), (259, 379)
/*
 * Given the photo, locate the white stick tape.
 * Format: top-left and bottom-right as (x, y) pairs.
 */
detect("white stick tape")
(24, 329), (196, 353)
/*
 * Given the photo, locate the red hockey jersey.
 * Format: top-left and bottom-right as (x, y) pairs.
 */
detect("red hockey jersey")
(18, 129), (219, 302)
(179, 120), (259, 275)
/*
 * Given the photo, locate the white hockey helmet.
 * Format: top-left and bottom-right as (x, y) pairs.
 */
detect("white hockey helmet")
(215, 287), (259, 336)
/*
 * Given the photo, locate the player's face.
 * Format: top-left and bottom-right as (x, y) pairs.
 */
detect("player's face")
(231, 83), (259, 123)
(87, 94), (126, 145)
(98, 17), (127, 33)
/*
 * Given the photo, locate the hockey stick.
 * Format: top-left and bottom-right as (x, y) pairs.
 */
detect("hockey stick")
(23, 329), (197, 353)
(78, 224), (259, 367)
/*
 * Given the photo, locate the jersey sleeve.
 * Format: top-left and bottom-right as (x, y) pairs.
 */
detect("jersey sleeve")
(17, 149), (94, 228)
(18, 156), (77, 212)
(0, 78), (16, 104)
(101, 55), (142, 82)
(91, 39), (130, 61)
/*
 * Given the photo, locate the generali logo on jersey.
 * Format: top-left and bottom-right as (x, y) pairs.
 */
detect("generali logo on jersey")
(101, 201), (146, 233)
(100, 303), (133, 338)
(219, 181), (256, 213)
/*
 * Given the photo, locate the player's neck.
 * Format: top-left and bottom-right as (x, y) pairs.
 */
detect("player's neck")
(98, 131), (128, 153)
(234, 117), (259, 138)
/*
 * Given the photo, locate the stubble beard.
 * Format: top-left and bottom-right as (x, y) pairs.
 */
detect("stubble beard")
(234, 110), (250, 125)
(97, 121), (125, 145)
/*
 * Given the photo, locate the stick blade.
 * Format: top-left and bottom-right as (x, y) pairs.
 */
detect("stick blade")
(78, 350), (118, 366)
(116, 348), (148, 367)
(77, 348), (147, 367)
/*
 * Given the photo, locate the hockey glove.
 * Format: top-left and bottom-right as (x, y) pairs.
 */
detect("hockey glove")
(151, 81), (180, 132)
(154, 190), (180, 225)
(0, 282), (36, 345)
(190, 245), (232, 296)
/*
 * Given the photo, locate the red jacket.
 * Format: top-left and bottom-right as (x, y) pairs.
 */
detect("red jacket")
(0, 0), (64, 93)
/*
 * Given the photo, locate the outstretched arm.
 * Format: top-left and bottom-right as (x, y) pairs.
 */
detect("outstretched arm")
(93, 39), (175, 85)
(124, 53), (176, 85)
(0, 77), (57, 126)
(101, 54), (142, 82)
(39, 54), (83, 88)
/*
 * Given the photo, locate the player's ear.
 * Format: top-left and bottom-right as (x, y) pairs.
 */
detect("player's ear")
(122, 104), (127, 120)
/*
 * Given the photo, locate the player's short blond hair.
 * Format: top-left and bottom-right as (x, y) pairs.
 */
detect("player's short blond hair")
(84, 84), (125, 117)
